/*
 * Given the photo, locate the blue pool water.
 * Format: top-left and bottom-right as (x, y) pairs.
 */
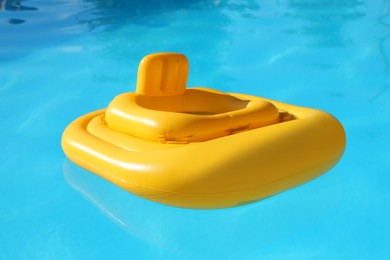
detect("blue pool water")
(1, 0), (389, 259)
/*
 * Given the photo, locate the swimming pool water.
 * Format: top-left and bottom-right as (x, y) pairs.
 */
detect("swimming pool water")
(1, 0), (389, 259)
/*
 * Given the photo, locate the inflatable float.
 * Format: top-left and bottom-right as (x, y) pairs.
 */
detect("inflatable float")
(62, 52), (346, 209)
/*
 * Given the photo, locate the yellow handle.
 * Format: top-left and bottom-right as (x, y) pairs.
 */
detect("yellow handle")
(136, 53), (189, 96)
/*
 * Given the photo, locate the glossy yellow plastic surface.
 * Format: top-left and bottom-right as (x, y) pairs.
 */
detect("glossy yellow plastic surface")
(62, 52), (346, 209)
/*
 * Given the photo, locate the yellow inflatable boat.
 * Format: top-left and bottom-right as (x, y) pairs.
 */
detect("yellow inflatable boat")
(62, 53), (346, 209)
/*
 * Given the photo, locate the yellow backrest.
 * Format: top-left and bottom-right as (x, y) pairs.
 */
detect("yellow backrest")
(136, 53), (189, 96)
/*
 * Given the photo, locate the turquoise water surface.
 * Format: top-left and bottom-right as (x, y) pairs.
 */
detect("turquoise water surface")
(1, 0), (389, 259)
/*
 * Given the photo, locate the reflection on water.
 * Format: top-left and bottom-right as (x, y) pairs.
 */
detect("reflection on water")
(79, 0), (239, 91)
(7, 17), (25, 24)
(286, 0), (364, 47)
(0, 0), (36, 25)
(0, 0), (88, 61)
(78, 0), (258, 30)
(0, 0), (37, 11)
(78, 0), (207, 30)
(63, 159), (341, 258)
